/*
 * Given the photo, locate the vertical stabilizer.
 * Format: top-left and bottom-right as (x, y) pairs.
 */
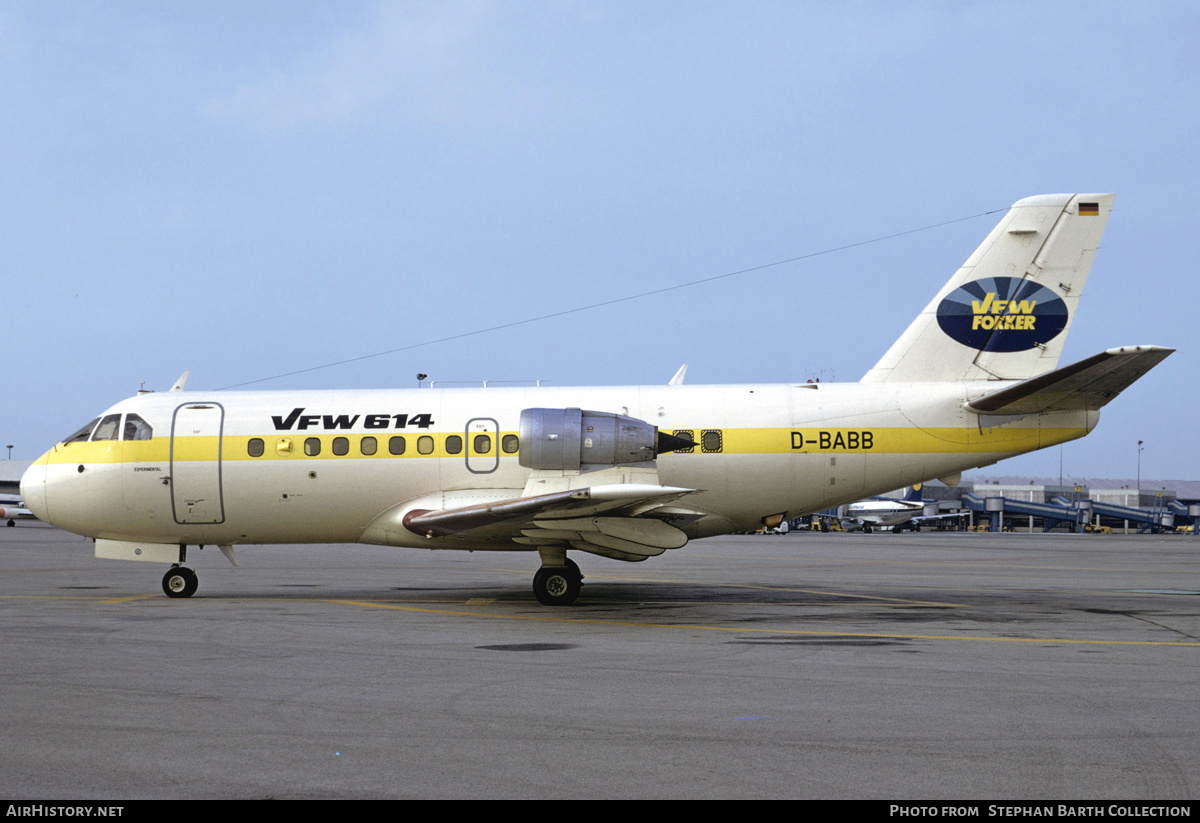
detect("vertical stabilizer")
(861, 194), (1114, 383)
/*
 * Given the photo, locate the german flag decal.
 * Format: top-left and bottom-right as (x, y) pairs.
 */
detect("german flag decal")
(1079, 202), (1100, 216)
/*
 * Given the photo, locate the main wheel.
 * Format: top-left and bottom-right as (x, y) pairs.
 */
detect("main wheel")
(162, 567), (198, 598)
(532, 563), (582, 606)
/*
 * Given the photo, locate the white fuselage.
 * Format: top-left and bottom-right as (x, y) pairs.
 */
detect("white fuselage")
(21, 380), (1095, 551)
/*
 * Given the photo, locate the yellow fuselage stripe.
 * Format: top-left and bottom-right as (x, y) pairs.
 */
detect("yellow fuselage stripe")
(38, 424), (1089, 465)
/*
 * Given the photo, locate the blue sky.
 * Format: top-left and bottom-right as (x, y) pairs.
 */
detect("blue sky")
(4, 1), (1196, 481)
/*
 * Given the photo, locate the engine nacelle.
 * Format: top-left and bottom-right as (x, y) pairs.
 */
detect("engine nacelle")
(519, 408), (659, 471)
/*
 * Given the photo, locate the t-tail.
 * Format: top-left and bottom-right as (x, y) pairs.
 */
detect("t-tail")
(862, 193), (1115, 384)
(861, 193), (1173, 417)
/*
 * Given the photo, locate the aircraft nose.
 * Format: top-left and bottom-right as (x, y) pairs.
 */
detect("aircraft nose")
(20, 457), (49, 522)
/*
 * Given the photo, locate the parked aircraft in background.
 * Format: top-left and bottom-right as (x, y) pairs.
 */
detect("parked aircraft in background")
(0, 499), (35, 527)
(844, 485), (923, 532)
(841, 484), (969, 533)
(20, 194), (1172, 604)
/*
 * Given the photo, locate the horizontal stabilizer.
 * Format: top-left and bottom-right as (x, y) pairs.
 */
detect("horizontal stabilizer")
(964, 346), (1173, 416)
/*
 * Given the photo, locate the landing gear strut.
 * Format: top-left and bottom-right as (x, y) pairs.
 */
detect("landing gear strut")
(162, 565), (198, 598)
(532, 557), (582, 606)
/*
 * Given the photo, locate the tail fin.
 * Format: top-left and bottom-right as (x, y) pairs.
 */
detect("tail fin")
(861, 194), (1115, 383)
(903, 484), (923, 503)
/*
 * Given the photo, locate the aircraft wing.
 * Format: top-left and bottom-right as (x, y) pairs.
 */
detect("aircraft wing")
(965, 346), (1173, 416)
(397, 484), (702, 562)
(404, 483), (696, 537)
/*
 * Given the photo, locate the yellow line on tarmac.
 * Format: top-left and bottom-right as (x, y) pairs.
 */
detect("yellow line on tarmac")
(637, 581), (966, 609)
(328, 600), (1200, 647)
(0, 593), (179, 604)
(97, 594), (161, 604)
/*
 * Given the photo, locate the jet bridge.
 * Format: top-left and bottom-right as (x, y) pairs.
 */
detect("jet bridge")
(960, 492), (1190, 533)
(1057, 496), (1178, 534)
(961, 493), (1087, 532)
(1168, 501), (1200, 534)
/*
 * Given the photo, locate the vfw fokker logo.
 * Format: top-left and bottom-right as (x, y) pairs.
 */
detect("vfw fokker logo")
(936, 277), (1068, 352)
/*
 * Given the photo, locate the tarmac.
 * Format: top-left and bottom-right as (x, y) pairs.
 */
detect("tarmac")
(2, 523), (1198, 799)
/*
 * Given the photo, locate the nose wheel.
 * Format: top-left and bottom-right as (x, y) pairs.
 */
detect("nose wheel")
(162, 566), (199, 598)
(532, 558), (582, 606)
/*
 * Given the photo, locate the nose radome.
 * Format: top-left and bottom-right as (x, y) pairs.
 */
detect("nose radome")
(20, 457), (48, 522)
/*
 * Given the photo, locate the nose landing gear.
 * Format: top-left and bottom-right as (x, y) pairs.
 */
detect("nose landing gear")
(162, 565), (198, 598)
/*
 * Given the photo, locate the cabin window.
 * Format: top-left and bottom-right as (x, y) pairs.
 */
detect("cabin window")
(361, 436), (378, 455)
(445, 435), (463, 455)
(91, 414), (121, 442)
(701, 430), (723, 453)
(417, 435), (434, 455)
(123, 414), (153, 441)
(332, 437), (349, 456)
(62, 418), (100, 445)
(473, 434), (492, 454)
(502, 434), (519, 454)
(304, 437), (321, 456)
(389, 436), (406, 455)
(248, 438), (265, 457)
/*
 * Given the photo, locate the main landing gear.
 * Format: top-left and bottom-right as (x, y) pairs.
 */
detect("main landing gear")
(162, 565), (198, 598)
(532, 557), (583, 606)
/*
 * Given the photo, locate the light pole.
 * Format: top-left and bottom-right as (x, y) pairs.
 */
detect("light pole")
(1137, 440), (1145, 504)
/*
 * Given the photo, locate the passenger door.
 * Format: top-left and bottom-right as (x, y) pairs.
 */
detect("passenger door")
(170, 403), (225, 524)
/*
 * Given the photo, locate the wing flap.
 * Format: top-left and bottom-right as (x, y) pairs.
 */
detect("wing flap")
(531, 515), (689, 549)
(574, 533), (667, 558)
(964, 346), (1173, 416)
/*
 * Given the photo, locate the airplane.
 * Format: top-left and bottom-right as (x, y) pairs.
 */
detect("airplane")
(843, 484), (924, 532)
(840, 483), (968, 533)
(0, 500), (36, 527)
(20, 193), (1173, 605)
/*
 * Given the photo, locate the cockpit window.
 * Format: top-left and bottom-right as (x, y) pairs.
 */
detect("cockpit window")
(62, 418), (100, 445)
(91, 414), (121, 442)
(123, 414), (153, 441)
